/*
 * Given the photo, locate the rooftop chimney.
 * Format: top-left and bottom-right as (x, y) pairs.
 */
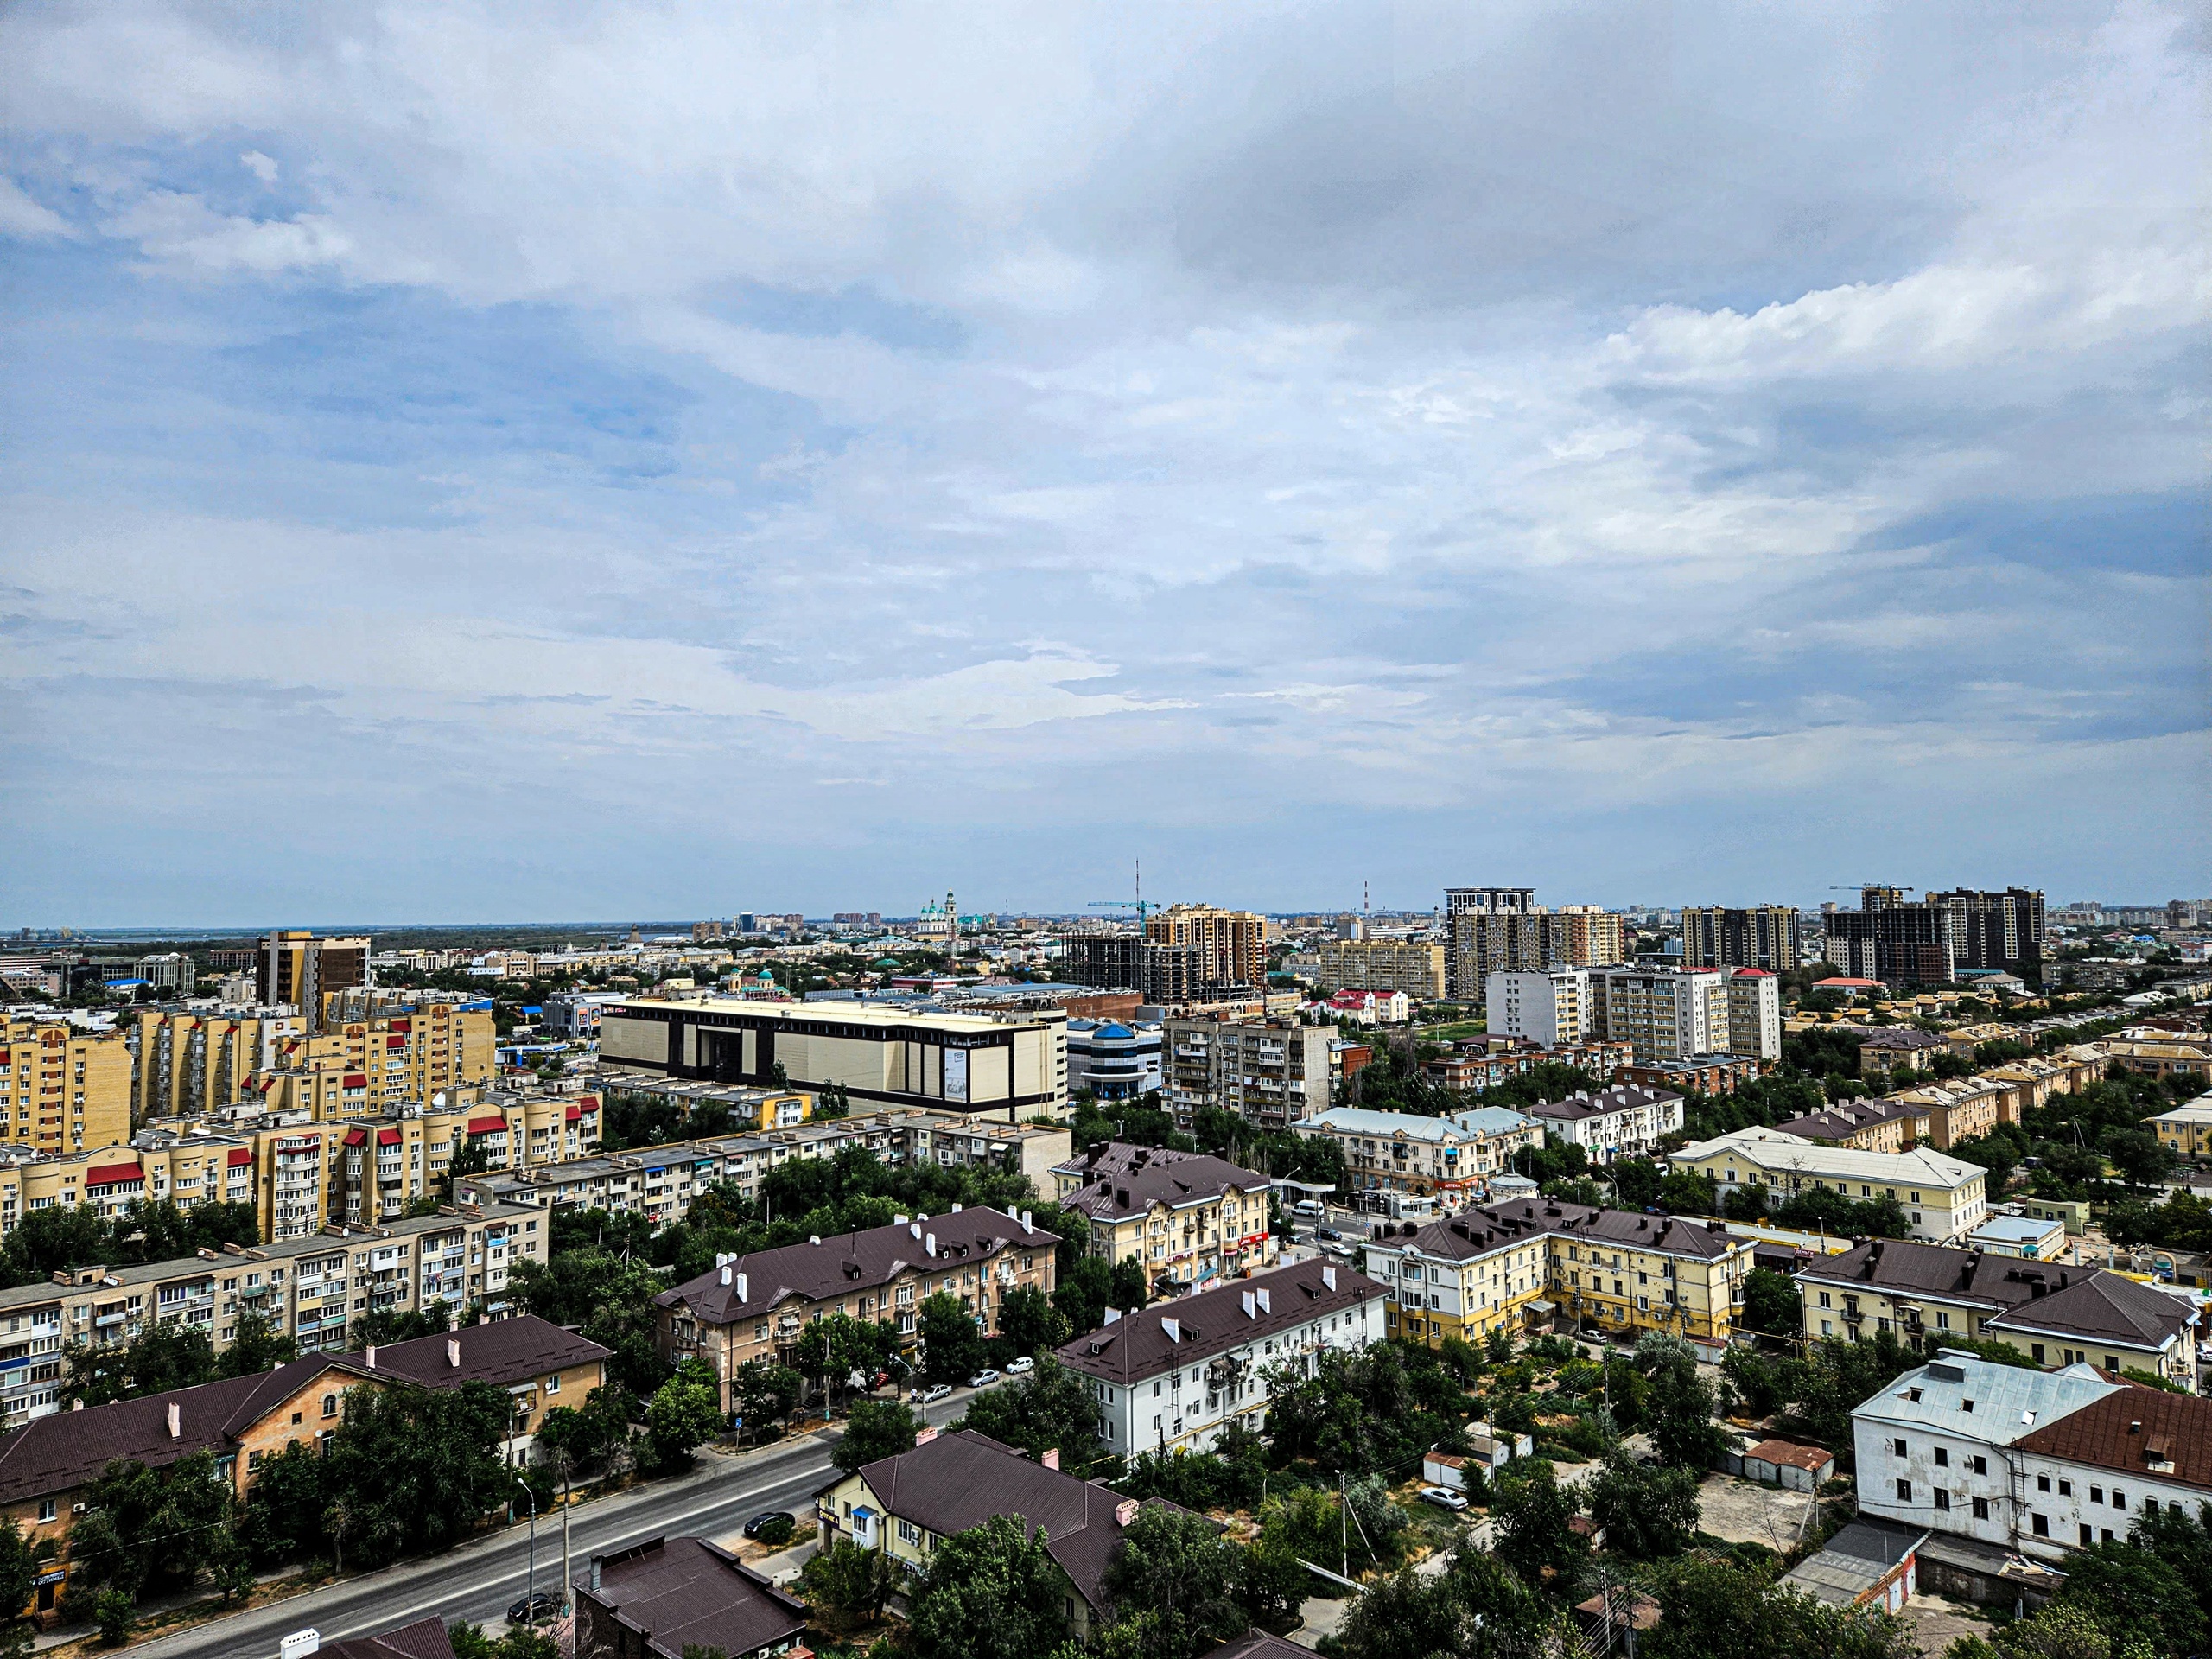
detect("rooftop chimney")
(1321, 1266), (1338, 1292)
(951, 1202), (963, 1213)
(721, 1265), (732, 1286)
(1040, 1448), (1059, 1471)
(167, 1402), (181, 1440)
(911, 1222), (923, 1241)
(737, 1272), (748, 1301)
(916, 1425), (939, 1446)
(365, 1346), (377, 1371)
(1021, 1210), (1033, 1233)
(1116, 1498), (1140, 1527)
(926, 1233), (938, 1257)
(1242, 1292), (1256, 1319)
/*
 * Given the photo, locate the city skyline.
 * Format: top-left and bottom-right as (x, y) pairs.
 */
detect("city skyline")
(3, 3), (2202, 925)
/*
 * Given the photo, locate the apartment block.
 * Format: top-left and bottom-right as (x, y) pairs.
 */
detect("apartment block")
(1681, 906), (1802, 972)
(0, 1018), (132, 1158)
(0, 1200), (550, 1427)
(1363, 1198), (1754, 1350)
(601, 995), (1069, 1119)
(1049, 1141), (1276, 1290)
(1726, 969), (1783, 1060)
(1526, 1084), (1684, 1165)
(1316, 938), (1446, 1001)
(131, 1009), (305, 1119)
(1160, 1017), (1332, 1128)
(1485, 969), (1591, 1046)
(1443, 887), (1627, 1001)
(1420, 1039), (1632, 1092)
(1295, 1106), (1540, 1201)
(256, 931), (372, 1032)
(1672, 1127), (1989, 1243)
(1144, 905), (1268, 996)
(1592, 967), (1729, 1065)
(245, 1001), (499, 1119)
(655, 1207), (1058, 1414)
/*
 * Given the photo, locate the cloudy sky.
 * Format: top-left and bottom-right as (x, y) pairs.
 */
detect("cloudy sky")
(2, 2), (2203, 926)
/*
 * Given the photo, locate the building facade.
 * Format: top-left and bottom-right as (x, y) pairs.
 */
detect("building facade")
(1160, 1018), (1332, 1128)
(1592, 967), (1728, 1065)
(257, 931), (372, 1031)
(1681, 906), (1802, 973)
(1316, 938), (1446, 1001)
(1049, 1142), (1276, 1291)
(1443, 888), (1626, 1001)
(1294, 1106), (1540, 1201)
(1526, 1084), (1685, 1166)
(1726, 969), (1783, 1060)
(0, 1018), (132, 1159)
(1672, 1128), (1989, 1243)
(1485, 970), (1591, 1047)
(1065, 1020), (1163, 1100)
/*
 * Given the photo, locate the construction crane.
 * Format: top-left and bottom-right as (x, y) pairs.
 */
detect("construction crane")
(1088, 861), (1152, 926)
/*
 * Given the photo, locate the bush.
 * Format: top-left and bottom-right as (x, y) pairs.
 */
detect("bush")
(755, 1512), (796, 1548)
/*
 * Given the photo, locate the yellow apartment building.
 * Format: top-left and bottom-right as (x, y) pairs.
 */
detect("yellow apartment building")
(0, 1020), (132, 1158)
(131, 1010), (305, 1119)
(1315, 938), (1446, 1001)
(1362, 1197), (1752, 1349)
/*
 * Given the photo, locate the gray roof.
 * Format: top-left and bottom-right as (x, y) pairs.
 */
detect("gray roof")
(1056, 1257), (1388, 1386)
(1526, 1084), (1681, 1125)
(1052, 1142), (1269, 1223)
(575, 1535), (807, 1659)
(1781, 1518), (1930, 1607)
(1986, 1271), (2198, 1351)
(655, 1206), (1057, 1324)
(1850, 1350), (2122, 1444)
(1386, 1198), (1741, 1264)
(1799, 1239), (2186, 1351)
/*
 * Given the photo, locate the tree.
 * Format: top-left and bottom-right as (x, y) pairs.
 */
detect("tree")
(0, 1517), (48, 1658)
(1331, 1543), (1554, 1659)
(1643, 1555), (1917, 1659)
(833, 1398), (920, 1475)
(1585, 1451), (1700, 1560)
(1489, 1461), (1588, 1597)
(800, 1537), (894, 1636)
(236, 1440), (332, 1566)
(316, 1381), (514, 1569)
(1637, 1333), (1724, 1471)
(219, 1310), (297, 1376)
(510, 1249), (671, 1396)
(62, 1323), (217, 1406)
(2048, 1537), (2205, 1656)
(1740, 1268), (1802, 1338)
(918, 1292), (987, 1385)
(644, 1363), (724, 1471)
(1098, 1505), (1245, 1658)
(956, 1357), (1100, 1461)
(904, 1512), (1071, 1659)
(995, 1284), (1068, 1356)
(792, 1312), (900, 1408)
(731, 1359), (804, 1441)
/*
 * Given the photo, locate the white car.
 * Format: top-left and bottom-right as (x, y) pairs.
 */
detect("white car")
(1006, 1356), (1036, 1375)
(918, 1382), (954, 1405)
(1419, 1486), (1470, 1512)
(968, 1368), (1002, 1388)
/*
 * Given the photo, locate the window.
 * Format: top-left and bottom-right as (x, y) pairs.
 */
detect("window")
(1891, 1439), (1908, 1459)
(2032, 1513), (2049, 1537)
(1973, 1497), (1990, 1520)
(2059, 1480), (2072, 1497)
(1934, 1489), (1950, 1511)
(2105, 1355), (2120, 1371)
(898, 1519), (922, 1547)
(2090, 1486), (2103, 1504)
(36, 1500), (55, 1523)
(2080, 1522), (2094, 1545)
(321, 1393), (340, 1417)
(2037, 1475), (2050, 1492)
(2112, 1491), (2125, 1511)
(1896, 1478), (1912, 1502)
(2031, 1344), (2046, 1364)
(1935, 1448), (1948, 1467)
(1970, 1455), (1986, 1476)
(545, 1374), (559, 1394)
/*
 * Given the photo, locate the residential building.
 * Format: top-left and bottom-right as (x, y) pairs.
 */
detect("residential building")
(1929, 888), (2047, 980)
(815, 1428), (1188, 1647)
(1443, 888), (1625, 1001)
(1774, 1099), (1925, 1154)
(257, 931), (372, 1032)
(1824, 889), (1957, 987)
(2147, 1096), (2212, 1159)
(0, 1017), (132, 1158)
(1526, 1084), (1684, 1166)
(572, 1535), (810, 1659)
(1320, 988), (1410, 1025)
(0, 1313), (606, 1618)
(1065, 1020), (1162, 1100)
(1671, 1128), (1989, 1243)
(541, 990), (624, 1038)
(1681, 906), (1802, 972)
(1621, 1054), (1767, 1097)
(1878, 1077), (2014, 1151)
(130, 1008), (304, 1118)
(1965, 1215), (2067, 1262)
(600, 995), (1069, 1120)
(1419, 1039), (1632, 1092)
(1297, 1105), (1540, 1200)
(2101, 1038), (2212, 1085)
(1857, 1027), (1949, 1080)
(1363, 1197), (1754, 1349)
(653, 1207), (1058, 1414)
(245, 1002), (500, 1118)
(1592, 967), (1728, 1065)
(1726, 969), (1783, 1061)
(1058, 1257), (1386, 1455)
(1160, 1018), (1332, 1129)
(1845, 1349), (2212, 1564)
(1796, 1238), (2196, 1387)
(1315, 938), (1446, 1001)
(1145, 905), (1268, 998)
(0, 1202), (552, 1424)
(1486, 969), (1591, 1047)
(317, 1617), (459, 1659)
(1049, 1142), (1275, 1290)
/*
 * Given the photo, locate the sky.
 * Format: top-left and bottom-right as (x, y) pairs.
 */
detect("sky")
(1, 1), (2204, 927)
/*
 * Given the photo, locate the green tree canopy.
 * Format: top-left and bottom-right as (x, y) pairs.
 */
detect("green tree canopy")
(904, 1512), (1072, 1659)
(833, 1398), (921, 1476)
(955, 1357), (1100, 1461)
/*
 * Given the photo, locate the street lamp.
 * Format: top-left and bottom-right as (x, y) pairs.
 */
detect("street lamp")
(512, 1476), (538, 1630)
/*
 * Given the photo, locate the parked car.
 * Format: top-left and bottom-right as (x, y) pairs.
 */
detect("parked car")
(1006, 1355), (1036, 1375)
(507, 1592), (562, 1625)
(1419, 1486), (1470, 1512)
(918, 1382), (954, 1404)
(968, 1368), (1002, 1388)
(741, 1510), (793, 1540)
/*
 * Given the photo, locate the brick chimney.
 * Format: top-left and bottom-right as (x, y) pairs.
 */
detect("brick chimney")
(1040, 1448), (1058, 1471)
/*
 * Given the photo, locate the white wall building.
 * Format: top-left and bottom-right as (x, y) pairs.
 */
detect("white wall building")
(1485, 969), (1592, 1046)
(1726, 969), (1783, 1061)
(1526, 1084), (1685, 1165)
(1672, 1127), (1990, 1243)
(1594, 967), (1729, 1065)
(1056, 1257), (1387, 1456)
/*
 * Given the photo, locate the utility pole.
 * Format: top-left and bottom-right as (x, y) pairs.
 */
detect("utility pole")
(513, 1476), (538, 1629)
(1340, 1471), (1348, 1578)
(559, 1459), (573, 1619)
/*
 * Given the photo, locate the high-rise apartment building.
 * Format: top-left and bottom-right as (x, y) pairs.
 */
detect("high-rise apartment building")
(1592, 967), (1729, 1066)
(1160, 1018), (1331, 1129)
(257, 931), (372, 1032)
(1929, 888), (2046, 979)
(1725, 969), (1783, 1061)
(1316, 938), (1446, 1001)
(1443, 887), (1626, 1001)
(1822, 887), (2044, 987)
(0, 1019), (133, 1157)
(1681, 906), (1802, 972)
(1144, 906), (1268, 994)
(131, 1009), (306, 1120)
(1068, 905), (1271, 1007)
(1485, 969), (1592, 1046)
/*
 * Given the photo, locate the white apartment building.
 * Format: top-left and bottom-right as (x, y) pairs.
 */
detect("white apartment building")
(1726, 969), (1783, 1061)
(1057, 1258), (1387, 1456)
(1526, 1084), (1684, 1166)
(1594, 967), (1728, 1065)
(1485, 970), (1592, 1047)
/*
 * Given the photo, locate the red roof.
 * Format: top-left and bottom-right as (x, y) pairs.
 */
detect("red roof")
(467, 1114), (507, 1134)
(565, 1105), (582, 1122)
(387, 1035), (406, 1048)
(343, 1072), (368, 1088)
(377, 1128), (402, 1146)
(1733, 968), (1777, 977)
(1815, 977), (1883, 988)
(389, 1019), (410, 1033)
(343, 1128), (366, 1147)
(226, 1149), (252, 1167)
(86, 1163), (143, 1187)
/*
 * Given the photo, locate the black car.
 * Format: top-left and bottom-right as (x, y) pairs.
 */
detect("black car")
(507, 1591), (560, 1625)
(742, 1510), (794, 1539)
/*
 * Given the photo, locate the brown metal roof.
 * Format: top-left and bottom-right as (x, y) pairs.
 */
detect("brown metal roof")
(654, 1205), (1058, 1324)
(1054, 1256), (1388, 1386)
(1052, 1142), (1271, 1223)
(322, 1616), (459, 1659)
(2013, 1385), (2212, 1492)
(573, 1535), (808, 1659)
(1402, 1198), (1738, 1263)
(1745, 1438), (1837, 1471)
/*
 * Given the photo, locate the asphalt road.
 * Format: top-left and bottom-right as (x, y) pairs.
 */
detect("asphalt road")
(121, 1378), (1007, 1659)
(127, 1432), (840, 1659)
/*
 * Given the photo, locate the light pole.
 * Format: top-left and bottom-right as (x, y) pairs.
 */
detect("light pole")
(513, 1475), (538, 1628)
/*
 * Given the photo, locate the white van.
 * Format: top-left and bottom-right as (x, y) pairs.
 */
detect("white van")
(1292, 1199), (1325, 1217)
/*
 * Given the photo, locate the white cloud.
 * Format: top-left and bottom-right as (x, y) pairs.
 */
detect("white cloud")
(0, 178), (74, 240)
